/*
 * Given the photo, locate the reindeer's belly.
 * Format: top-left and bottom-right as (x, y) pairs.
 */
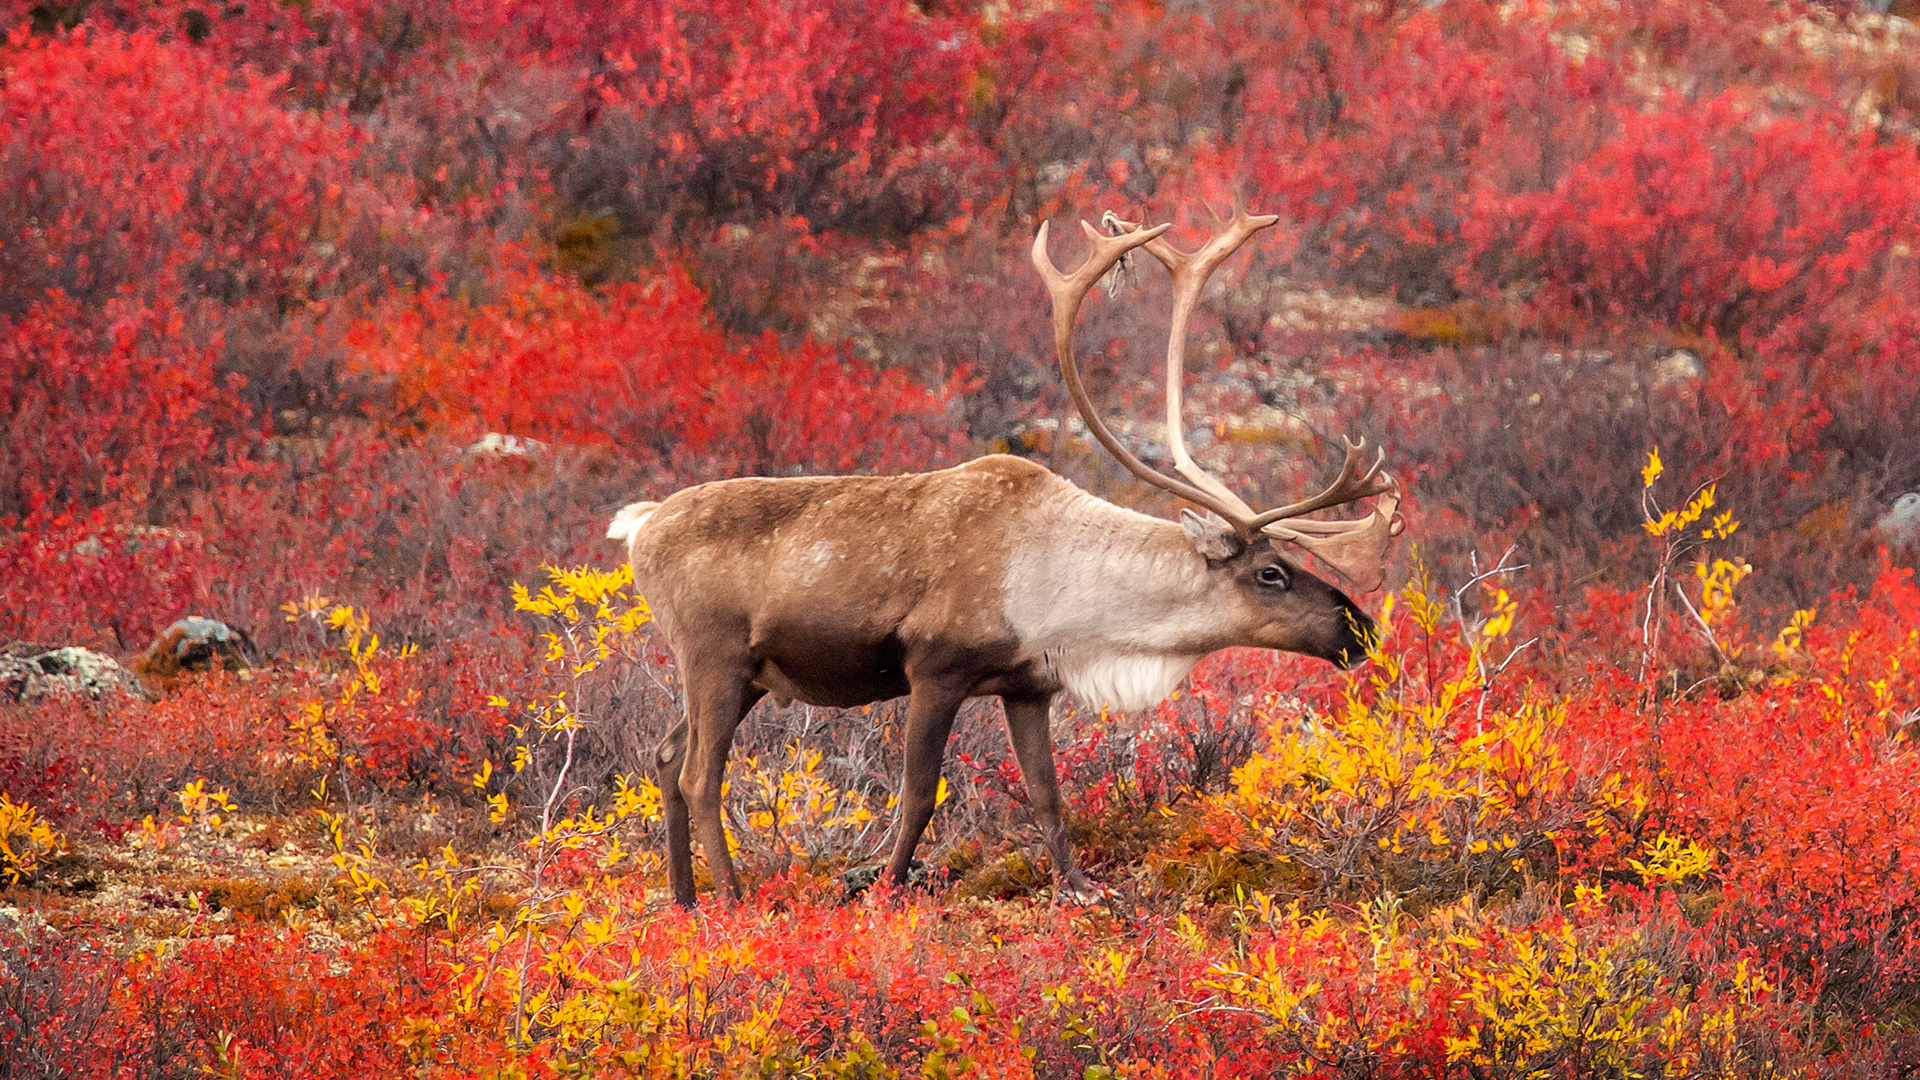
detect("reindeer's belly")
(748, 631), (911, 708)
(743, 617), (1042, 707)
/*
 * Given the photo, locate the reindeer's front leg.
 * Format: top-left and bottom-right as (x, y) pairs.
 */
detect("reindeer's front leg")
(1003, 694), (1098, 903)
(883, 676), (969, 887)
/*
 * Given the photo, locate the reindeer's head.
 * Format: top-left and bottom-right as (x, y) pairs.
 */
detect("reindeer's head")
(1175, 507), (1379, 667)
(1033, 203), (1404, 669)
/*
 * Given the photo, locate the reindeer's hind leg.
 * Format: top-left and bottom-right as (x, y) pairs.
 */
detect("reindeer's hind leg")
(653, 718), (696, 908)
(674, 659), (764, 905)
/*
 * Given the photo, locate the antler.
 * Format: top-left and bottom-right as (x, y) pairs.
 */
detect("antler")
(1252, 436), (1404, 591)
(1032, 216), (1229, 516)
(1140, 202), (1279, 521)
(1033, 205), (1405, 591)
(1246, 436), (1392, 529)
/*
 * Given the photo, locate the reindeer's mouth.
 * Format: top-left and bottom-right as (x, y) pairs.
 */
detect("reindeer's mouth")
(1331, 609), (1381, 669)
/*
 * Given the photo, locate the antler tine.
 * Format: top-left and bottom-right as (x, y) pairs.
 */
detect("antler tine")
(1037, 208), (1404, 589)
(1031, 218), (1168, 313)
(1264, 484), (1406, 592)
(1033, 217), (1252, 523)
(1137, 205), (1281, 527)
(1245, 436), (1395, 530)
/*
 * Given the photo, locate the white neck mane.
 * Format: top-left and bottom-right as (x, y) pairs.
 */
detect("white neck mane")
(1000, 485), (1219, 712)
(1040, 650), (1202, 714)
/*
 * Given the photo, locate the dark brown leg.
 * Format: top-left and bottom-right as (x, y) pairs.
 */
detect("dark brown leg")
(1003, 694), (1097, 903)
(883, 678), (969, 887)
(653, 719), (696, 908)
(675, 663), (764, 904)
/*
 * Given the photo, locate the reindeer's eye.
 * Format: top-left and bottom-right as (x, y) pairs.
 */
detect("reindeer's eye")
(1256, 565), (1289, 588)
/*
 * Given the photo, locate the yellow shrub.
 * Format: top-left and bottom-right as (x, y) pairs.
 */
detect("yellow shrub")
(1206, 892), (1767, 1076)
(728, 743), (883, 870)
(1212, 575), (1641, 904)
(0, 792), (66, 884)
(1439, 915), (1742, 1076)
(177, 777), (235, 833)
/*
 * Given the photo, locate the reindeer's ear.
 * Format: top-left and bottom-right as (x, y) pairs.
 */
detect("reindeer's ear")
(1180, 509), (1245, 561)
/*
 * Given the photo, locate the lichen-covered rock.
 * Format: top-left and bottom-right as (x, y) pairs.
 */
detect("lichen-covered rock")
(1877, 493), (1920, 548)
(63, 525), (202, 562)
(0, 643), (155, 703)
(464, 432), (549, 458)
(133, 616), (259, 683)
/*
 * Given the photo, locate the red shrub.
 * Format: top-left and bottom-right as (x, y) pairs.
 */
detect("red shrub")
(342, 257), (970, 476)
(0, 29), (358, 317)
(0, 294), (251, 528)
(492, 0), (988, 227)
(0, 925), (445, 1080)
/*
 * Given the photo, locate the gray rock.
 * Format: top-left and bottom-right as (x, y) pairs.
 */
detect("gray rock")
(1877, 492), (1920, 546)
(1653, 349), (1703, 387)
(0, 644), (154, 703)
(134, 617), (259, 679)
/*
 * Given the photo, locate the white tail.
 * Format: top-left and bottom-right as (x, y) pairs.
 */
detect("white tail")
(606, 501), (660, 545)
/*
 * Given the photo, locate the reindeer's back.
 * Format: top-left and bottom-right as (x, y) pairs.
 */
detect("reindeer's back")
(623, 456), (1064, 655)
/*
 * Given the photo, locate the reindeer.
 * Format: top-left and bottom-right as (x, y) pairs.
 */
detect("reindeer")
(608, 206), (1405, 907)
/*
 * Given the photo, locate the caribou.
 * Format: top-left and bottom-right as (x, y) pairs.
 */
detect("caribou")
(608, 206), (1405, 907)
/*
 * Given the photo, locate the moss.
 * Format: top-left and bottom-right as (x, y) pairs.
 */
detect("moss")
(951, 850), (1045, 901)
(178, 875), (323, 920)
(480, 890), (522, 919)
(553, 213), (625, 286)
(1389, 300), (1513, 348)
(1148, 849), (1303, 904)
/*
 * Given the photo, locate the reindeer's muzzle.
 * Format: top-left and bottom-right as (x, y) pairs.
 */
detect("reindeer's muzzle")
(1330, 605), (1380, 669)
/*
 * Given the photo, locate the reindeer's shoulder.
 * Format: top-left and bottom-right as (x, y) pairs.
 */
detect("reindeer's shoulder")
(901, 455), (1065, 517)
(943, 454), (1066, 491)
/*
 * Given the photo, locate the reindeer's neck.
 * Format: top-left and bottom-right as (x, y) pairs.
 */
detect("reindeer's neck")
(1000, 484), (1219, 712)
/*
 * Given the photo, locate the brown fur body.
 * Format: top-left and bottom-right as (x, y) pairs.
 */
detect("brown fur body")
(631, 457), (1045, 710)
(617, 455), (1374, 906)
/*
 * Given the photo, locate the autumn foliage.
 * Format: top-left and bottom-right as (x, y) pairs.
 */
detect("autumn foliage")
(4, 0), (1920, 1075)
